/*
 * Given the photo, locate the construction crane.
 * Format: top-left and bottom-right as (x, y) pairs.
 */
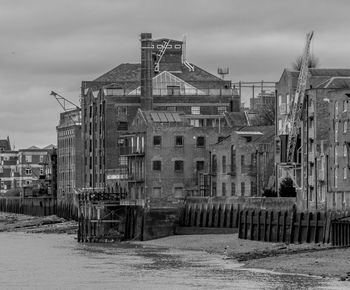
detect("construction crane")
(285, 31), (314, 163)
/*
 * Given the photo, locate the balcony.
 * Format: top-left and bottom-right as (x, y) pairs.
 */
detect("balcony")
(119, 147), (145, 156)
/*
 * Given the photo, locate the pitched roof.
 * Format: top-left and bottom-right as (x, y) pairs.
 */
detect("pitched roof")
(308, 68), (350, 77)
(93, 63), (230, 91)
(237, 125), (275, 143)
(280, 68), (350, 89)
(94, 63), (141, 82)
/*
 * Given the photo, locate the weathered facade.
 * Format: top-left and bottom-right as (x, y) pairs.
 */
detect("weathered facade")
(210, 126), (275, 197)
(17, 146), (57, 197)
(56, 108), (82, 202)
(275, 68), (350, 210)
(117, 109), (244, 206)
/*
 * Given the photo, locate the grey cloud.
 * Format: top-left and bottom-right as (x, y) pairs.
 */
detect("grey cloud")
(2, 0), (350, 147)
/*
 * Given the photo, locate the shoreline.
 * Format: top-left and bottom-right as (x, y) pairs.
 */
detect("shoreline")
(1, 211), (350, 281)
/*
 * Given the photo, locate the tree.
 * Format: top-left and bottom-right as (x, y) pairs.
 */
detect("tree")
(279, 177), (296, 197)
(292, 54), (319, 71)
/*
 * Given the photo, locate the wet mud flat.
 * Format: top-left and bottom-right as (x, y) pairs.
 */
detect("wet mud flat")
(1, 211), (350, 283)
(131, 233), (350, 282)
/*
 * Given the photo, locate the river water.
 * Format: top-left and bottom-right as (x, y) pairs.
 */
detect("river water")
(0, 232), (347, 289)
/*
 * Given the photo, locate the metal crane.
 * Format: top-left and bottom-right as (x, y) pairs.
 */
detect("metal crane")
(285, 31), (314, 163)
(50, 91), (81, 125)
(50, 91), (80, 111)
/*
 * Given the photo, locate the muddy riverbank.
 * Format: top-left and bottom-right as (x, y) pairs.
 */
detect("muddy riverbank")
(132, 234), (350, 281)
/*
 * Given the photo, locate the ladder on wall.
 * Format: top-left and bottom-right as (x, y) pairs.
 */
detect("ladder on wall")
(154, 39), (170, 72)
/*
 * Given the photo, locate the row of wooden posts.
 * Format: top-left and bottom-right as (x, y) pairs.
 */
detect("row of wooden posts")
(3, 196), (350, 246)
(238, 209), (332, 244)
(0, 197), (78, 221)
(180, 203), (241, 228)
(180, 203), (350, 246)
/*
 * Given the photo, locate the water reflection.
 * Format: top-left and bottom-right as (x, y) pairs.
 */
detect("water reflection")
(0, 232), (347, 290)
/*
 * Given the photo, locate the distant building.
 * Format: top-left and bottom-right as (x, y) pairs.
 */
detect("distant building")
(17, 145), (57, 197)
(0, 138), (19, 194)
(56, 108), (82, 202)
(0, 140), (57, 197)
(80, 33), (241, 191)
(210, 126), (275, 197)
(275, 68), (350, 210)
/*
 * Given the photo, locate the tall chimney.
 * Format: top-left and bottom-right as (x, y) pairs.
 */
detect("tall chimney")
(140, 33), (153, 110)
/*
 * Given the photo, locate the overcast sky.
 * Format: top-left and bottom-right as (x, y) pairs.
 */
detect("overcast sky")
(1, 0), (350, 149)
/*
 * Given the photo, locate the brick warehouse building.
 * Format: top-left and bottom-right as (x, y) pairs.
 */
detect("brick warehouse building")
(116, 109), (249, 206)
(56, 108), (83, 202)
(275, 68), (350, 211)
(80, 33), (241, 191)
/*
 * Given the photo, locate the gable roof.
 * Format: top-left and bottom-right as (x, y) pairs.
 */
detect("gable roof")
(93, 62), (230, 91)
(94, 63), (141, 82)
(128, 71), (206, 95)
(279, 68), (350, 89)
